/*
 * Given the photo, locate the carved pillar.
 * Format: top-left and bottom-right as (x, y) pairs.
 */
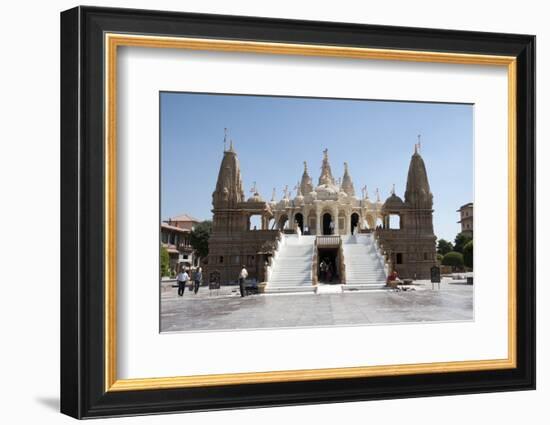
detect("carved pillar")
(316, 207), (321, 235)
(334, 208), (339, 235)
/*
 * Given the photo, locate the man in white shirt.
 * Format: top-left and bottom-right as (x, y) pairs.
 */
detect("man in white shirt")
(176, 268), (189, 296)
(238, 266), (248, 297)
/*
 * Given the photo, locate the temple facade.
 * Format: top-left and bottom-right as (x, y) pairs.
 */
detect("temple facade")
(206, 140), (437, 284)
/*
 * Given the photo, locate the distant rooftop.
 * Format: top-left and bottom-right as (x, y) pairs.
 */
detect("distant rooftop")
(161, 222), (190, 233)
(165, 213), (201, 223)
(457, 202), (473, 211)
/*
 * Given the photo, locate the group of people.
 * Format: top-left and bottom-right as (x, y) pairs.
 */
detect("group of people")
(175, 267), (202, 296)
(176, 265), (251, 298)
(319, 258), (335, 283)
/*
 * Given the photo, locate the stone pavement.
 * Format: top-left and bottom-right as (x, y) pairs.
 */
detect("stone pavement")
(160, 278), (473, 333)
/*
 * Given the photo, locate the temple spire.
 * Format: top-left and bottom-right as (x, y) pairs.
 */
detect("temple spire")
(212, 142), (244, 207)
(318, 149), (336, 186)
(294, 181), (303, 198)
(283, 185), (289, 200)
(361, 185), (368, 200)
(300, 161), (313, 195)
(405, 147), (433, 208)
(341, 161), (356, 196)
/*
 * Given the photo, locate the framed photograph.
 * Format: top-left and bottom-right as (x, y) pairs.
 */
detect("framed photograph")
(60, 6), (535, 419)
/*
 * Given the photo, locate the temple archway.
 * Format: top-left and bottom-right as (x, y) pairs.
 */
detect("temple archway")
(322, 213), (333, 235)
(351, 213), (359, 234)
(294, 213), (304, 233)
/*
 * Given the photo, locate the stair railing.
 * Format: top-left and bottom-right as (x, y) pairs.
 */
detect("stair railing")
(373, 232), (390, 279)
(311, 237), (318, 285)
(338, 236), (346, 284)
(266, 231), (284, 283)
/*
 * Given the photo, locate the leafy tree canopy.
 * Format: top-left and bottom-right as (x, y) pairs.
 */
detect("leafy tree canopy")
(442, 251), (464, 269)
(190, 220), (212, 259)
(437, 239), (454, 256)
(160, 245), (170, 277)
(453, 233), (473, 254)
(463, 240), (473, 269)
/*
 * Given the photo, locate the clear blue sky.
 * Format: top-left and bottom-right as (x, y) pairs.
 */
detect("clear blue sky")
(160, 92), (473, 242)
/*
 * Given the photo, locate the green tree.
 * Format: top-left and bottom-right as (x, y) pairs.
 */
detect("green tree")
(453, 233), (472, 254)
(463, 240), (473, 269)
(190, 220), (212, 260)
(436, 253), (444, 264)
(437, 239), (454, 256)
(160, 245), (170, 277)
(442, 251), (464, 271)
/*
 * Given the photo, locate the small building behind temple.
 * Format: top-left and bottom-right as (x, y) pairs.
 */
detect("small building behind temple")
(457, 202), (474, 238)
(161, 214), (201, 274)
(206, 139), (437, 284)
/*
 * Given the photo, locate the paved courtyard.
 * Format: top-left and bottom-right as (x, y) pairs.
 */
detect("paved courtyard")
(160, 278), (473, 333)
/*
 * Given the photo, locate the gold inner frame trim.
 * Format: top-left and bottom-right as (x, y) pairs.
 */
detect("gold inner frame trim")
(104, 33), (518, 392)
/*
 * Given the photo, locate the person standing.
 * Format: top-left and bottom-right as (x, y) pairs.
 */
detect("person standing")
(176, 268), (189, 296)
(238, 265), (248, 297)
(320, 260), (327, 282)
(193, 267), (202, 294)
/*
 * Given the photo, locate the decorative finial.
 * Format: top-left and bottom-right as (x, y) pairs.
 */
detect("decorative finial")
(229, 138), (234, 152)
(323, 148), (328, 160)
(344, 162), (349, 173)
(283, 185), (289, 200)
(250, 181), (257, 194)
(223, 128), (228, 151)
(271, 187), (276, 202)
(303, 161), (308, 173)
(415, 134), (421, 154)
(294, 181), (302, 197)
(391, 183), (395, 195)
(376, 188), (381, 202)
(361, 185), (368, 200)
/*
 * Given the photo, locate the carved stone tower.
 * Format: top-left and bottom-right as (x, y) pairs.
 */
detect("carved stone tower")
(211, 142), (246, 233)
(207, 138), (277, 285)
(377, 146), (437, 279)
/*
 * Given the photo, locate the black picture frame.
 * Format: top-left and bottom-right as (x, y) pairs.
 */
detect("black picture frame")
(60, 5), (535, 419)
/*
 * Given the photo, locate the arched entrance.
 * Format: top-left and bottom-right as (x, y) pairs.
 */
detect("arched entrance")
(351, 213), (359, 234)
(322, 213), (333, 235)
(294, 213), (304, 233)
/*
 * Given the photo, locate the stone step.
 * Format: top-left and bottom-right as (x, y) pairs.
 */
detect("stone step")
(343, 283), (387, 291)
(264, 286), (315, 294)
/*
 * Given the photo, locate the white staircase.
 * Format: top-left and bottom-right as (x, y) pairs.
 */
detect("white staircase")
(342, 234), (387, 290)
(266, 235), (315, 293)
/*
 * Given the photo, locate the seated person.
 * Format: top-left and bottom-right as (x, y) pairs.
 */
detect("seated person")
(386, 270), (402, 286)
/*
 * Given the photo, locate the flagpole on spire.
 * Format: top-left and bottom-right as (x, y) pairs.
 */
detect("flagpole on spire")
(223, 128), (228, 151)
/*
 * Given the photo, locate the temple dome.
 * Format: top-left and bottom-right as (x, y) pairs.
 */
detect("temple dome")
(383, 193), (405, 211)
(315, 183), (340, 198)
(247, 192), (264, 203)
